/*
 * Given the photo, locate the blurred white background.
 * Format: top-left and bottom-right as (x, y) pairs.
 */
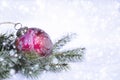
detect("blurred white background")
(0, 0), (120, 80)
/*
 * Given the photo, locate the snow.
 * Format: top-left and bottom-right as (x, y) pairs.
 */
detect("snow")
(0, 0), (120, 80)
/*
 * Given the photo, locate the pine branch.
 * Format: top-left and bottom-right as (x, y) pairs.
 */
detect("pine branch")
(54, 48), (85, 62)
(0, 61), (10, 80)
(0, 70), (10, 80)
(53, 33), (76, 52)
(0, 34), (15, 51)
(0, 34), (16, 79)
(20, 66), (41, 79)
(0, 32), (85, 80)
(0, 52), (11, 80)
(48, 63), (69, 72)
(16, 52), (51, 79)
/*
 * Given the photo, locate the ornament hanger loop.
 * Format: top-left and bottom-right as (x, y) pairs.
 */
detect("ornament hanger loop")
(0, 22), (15, 25)
(14, 23), (22, 30)
(0, 22), (22, 30)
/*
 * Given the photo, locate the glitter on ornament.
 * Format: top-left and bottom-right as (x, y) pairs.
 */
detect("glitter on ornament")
(15, 28), (53, 57)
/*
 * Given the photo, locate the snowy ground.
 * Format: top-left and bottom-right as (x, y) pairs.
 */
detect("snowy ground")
(0, 0), (120, 80)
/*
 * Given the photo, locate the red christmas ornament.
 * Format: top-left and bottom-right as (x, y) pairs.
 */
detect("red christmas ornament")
(15, 28), (53, 56)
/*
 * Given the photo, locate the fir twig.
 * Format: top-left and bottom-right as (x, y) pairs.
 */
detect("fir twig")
(0, 32), (85, 80)
(0, 52), (11, 80)
(49, 63), (69, 72)
(54, 48), (85, 62)
(53, 33), (76, 52)
(0, 70), (10, 80)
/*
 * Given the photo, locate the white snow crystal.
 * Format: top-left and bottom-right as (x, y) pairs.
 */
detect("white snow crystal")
(1, 0), (120, 80)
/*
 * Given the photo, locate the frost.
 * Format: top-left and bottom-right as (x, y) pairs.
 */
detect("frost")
(1, 0), (120, 80)
(9, 50), (15, 56)
(0, 58), (4, 61)
(10, 69), (16, 75)
(52, 58), (58, 64)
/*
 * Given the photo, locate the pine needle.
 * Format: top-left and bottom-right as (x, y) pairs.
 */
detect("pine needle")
(54, 48), (85, 62)
(53, 33), (76, 52)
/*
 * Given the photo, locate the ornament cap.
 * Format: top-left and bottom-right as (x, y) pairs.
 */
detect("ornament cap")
(16, 27), (28, 37)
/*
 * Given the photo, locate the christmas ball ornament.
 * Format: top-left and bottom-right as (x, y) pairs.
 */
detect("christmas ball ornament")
(15, 28), (53, 56)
